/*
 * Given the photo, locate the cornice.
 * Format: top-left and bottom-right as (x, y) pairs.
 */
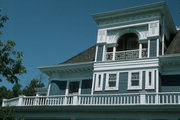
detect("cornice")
(92, 2), (176, 33)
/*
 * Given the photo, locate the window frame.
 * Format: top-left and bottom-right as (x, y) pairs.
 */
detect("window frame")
(94, 73), (104, 91)
(145, 70), (155, 89)
(128, 71), (142, 90)
(105, 72), (119, 90)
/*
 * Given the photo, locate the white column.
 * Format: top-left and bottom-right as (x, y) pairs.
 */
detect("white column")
(47, 82), (51, 96)
(155, 70), (159, 104)
(147, 40), (150, 58)
(162, 35), (165, 55)
(102, 44), (106, 61)
(139, 43), (142, 58)
(156, 38), (159, 57)
(94, 46), (98, 62)
(91, 74), (95, 95)
(156, 70), (159, 93)
(112, 46), (116, 60)
(79, 80), (82, 95)
(73, 95), (78, 105)
(140, 93), (146, 104)
(2, 99), (6, 107)
(64, 81), (69, 105)
(18, 96), (24, 106)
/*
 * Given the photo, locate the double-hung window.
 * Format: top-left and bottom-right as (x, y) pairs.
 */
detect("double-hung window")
(105, 72), (119, 90)
(128, 71), (142, 90)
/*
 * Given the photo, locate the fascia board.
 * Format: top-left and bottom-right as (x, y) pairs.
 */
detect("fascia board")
(38, 62), (94, 72)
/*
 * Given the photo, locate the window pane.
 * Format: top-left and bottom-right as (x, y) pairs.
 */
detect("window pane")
(109, 74), (116, 81)
(149, 72), (152, 85)
(131, 72), (139, 80)
(108, 74), (117, 88)
(131, 80), (139, 86)
(109, 81), (116, 87)
(131, 72), (140, 86)
(98, 74), (101, 87)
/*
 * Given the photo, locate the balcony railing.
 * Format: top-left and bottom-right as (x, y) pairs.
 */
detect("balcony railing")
(106, 49), (147, 61)
(2, 92), (180, 107)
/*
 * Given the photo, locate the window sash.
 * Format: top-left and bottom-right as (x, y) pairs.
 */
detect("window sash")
(128, 71), (142, 90)
(105, 73), (119, 90)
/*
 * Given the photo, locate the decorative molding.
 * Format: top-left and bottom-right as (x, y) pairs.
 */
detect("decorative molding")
(98, 26), (149, 44)
(98, 12), (160, 27)
(148, 21), (159, 37)
(97, 29), (107, 43)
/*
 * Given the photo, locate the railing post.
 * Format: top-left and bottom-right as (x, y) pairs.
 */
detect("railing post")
(34, 96), (39, 106)
(155, 93), (159, 104)
(2, 99), (6, 107)
(140, 91), (146, 105)
(73, 95), (78, 105)
(18, 95), (24, 106)
(64, 96), (67, 105)
(139, 43), (142, 58)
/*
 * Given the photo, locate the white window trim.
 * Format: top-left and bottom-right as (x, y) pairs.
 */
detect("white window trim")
(105, 72), (119, 90)
(128, 71), (142, 90)
(94, 73), (104, 91)
(145, 70), (155, 89)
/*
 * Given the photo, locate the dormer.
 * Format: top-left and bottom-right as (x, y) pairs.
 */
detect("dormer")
(92, 2), (176, 62)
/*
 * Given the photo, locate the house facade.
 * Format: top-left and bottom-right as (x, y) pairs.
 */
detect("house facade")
(2, 2), (180, 120)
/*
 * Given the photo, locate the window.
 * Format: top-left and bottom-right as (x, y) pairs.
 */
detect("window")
(105, 73), (119, 90)
(94, 73), (104, 91)
(131, 72), (139, 86)
(128, 71), (142, 90)
(145, 70), (155, 89)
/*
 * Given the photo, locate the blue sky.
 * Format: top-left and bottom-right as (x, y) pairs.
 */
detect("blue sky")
(1, 0), (180, 89)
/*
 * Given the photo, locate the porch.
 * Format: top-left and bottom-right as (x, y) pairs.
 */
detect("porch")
(2, 92), (180, 106)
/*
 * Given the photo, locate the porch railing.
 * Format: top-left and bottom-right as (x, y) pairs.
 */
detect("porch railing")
(2, 92), (180, 107)
(106, 48), (147, 61)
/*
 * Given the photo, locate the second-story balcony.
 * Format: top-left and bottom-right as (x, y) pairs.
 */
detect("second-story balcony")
(2, 92), (180, 107)
(106, 48), (147, 61)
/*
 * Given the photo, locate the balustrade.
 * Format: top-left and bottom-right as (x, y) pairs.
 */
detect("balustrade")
(106, 49), (147, 61)
(2, 92), (180, 107)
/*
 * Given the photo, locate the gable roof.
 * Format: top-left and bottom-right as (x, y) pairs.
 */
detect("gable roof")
(60, 45), (96, 64)
(165, 30), (180, 54)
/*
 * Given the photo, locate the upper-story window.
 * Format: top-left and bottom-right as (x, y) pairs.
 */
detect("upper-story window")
(116, 33), (139, 51)
(128, 71), (142, 90)
(105, 72), (119, 90)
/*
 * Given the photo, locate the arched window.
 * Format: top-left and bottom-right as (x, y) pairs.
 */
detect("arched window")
(116, 33), (139, 51)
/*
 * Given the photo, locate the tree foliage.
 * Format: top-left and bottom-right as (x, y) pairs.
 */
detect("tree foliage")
(0, 11), (26, 84)
(23, 78), (45, 96)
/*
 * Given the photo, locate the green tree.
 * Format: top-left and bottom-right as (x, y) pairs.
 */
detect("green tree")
(0, 86), (13, 105)
(23, 78), (45, 96)
(12, 83), (22, 97)
(0, 12), (26, 84)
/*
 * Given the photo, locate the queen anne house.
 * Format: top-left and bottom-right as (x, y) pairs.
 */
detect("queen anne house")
(2, 2), (180, 120)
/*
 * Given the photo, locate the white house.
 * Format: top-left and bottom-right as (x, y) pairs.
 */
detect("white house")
(2, 2), (180, 120)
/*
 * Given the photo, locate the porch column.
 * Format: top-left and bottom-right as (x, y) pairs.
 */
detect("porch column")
(155, 70), (159, 104)
(156, 38), (159, 57)
(147, 40), (150, 58)
(102, 44), (106, 61)
(112, 46), (116, 60)
(139, 43), (142, 58)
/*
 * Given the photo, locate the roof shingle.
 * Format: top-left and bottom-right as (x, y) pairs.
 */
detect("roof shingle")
(60, 45), (96, 64)
(165, 30), (180, 54)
